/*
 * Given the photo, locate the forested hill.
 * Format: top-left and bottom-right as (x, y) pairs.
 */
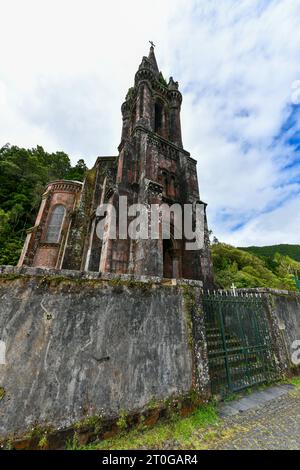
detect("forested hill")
(0, 144), (88, 265)
(238, 244), (300, 262)
(212, 243), (300, 291)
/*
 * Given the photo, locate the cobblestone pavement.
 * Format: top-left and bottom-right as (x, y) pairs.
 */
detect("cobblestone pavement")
(201, 386), (300, 450)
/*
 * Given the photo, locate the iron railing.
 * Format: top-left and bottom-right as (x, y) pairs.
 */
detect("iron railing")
(202, 291), (279, 396)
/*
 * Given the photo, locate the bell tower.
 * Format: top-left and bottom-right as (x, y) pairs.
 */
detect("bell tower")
(111, 44), (213, 283)
(120, 45), (183, 149)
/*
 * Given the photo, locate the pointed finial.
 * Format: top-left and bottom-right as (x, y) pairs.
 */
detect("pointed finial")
(148, 42), (159, 74)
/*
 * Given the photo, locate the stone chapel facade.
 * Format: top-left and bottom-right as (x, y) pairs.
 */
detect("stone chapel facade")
(18, 46), (214, 285)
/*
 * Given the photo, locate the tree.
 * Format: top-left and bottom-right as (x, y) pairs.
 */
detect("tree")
(211, 243), (300, 291)
(65, 159), (88, 181)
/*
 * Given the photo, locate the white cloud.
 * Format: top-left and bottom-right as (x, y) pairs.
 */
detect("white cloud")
(227, 195), (300, 246)
(0, 0), (172, 156)
(1, 0), (300, 246)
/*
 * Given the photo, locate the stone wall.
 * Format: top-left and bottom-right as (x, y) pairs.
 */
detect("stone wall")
(0, 266), (209, 442)
(1, 268), (299, 445)
(266, 290), (300, 369)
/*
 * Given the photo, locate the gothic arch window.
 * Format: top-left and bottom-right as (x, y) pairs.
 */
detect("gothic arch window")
(45, 204), (66, 243)
(168, 175), (176, 198)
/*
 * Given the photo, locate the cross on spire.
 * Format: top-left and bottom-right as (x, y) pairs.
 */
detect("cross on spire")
(147, 42), (159, 74)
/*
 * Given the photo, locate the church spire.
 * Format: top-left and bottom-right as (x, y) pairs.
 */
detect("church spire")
(148, 42), (159, 74)
(120, 43), (183, 148)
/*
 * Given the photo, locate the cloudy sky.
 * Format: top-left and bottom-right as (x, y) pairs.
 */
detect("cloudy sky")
(1, 0), (300, 247)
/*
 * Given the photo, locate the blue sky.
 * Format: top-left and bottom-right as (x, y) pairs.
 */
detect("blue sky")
(1, 0), (300, 246)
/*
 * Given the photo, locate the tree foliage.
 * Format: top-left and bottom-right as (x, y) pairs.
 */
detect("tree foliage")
(238, 244), (300, 263)
(212, 243), (300, 291)
(0, 144), (87, 265)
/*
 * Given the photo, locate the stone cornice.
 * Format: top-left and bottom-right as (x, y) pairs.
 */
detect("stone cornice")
(133, 125), (190, 157)
(46, 180), (83, 193)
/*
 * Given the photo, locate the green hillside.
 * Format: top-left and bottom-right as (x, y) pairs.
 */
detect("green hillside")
(212, 243), (300, 291)
(238, 244), (300, 262)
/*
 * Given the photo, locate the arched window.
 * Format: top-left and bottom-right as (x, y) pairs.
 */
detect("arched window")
(168, 175), (176, 198)
(45, 205), (65, 243)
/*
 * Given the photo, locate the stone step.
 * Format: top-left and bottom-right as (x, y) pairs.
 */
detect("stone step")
(208, 345), (250, 357)
(207, 338), (242, 348)
(208, 354), (259, 368)
(209, 364), (268, 383)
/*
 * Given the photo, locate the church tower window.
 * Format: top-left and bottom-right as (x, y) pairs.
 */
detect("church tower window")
(154, 100), (163, 135)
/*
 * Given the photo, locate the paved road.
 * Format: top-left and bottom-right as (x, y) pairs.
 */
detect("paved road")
(204, 384), (300, 450)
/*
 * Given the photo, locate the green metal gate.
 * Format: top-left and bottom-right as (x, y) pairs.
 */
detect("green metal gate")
(203, 292), (279, 396)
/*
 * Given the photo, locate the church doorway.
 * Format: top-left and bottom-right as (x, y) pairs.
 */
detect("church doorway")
(163, 238), (181, 278)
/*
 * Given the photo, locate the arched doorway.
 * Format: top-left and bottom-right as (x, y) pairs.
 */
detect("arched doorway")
(163, 237), (181, 278)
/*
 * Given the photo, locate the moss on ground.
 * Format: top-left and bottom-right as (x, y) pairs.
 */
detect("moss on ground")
(72, 377), (300, 450)
(285, 376), (300, 388)
(79, 403), (218, 450)
(0, 387), (5, 400)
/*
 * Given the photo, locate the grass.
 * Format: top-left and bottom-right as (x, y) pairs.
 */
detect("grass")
(286, 376), (300, 388)
(67, 375), (300, 450)
(80, 403), (219, 450)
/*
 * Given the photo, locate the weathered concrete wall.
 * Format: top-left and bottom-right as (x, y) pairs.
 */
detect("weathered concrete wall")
(2, 268), (298, 444)
(0, 267), (209, 441)
(239, 288), (300, 372)
(267, 291), (300, 368)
